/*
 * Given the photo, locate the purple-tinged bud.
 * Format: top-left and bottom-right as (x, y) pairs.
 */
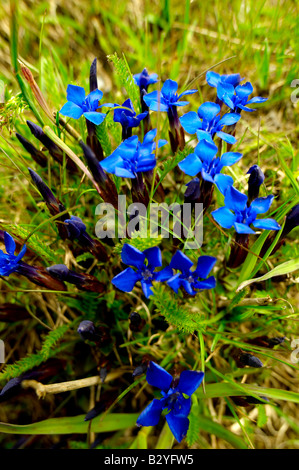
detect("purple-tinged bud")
(28, 168), (59, 207)
(227, 233), (249, 268)
(184, 177), (200, 204)
(168, 105), (185, 153)
(80, 141), (107, 185)
(247, 335), (285, 348)
(247, 165), (265, 204)
(89, 58), (98, 92)
(239, 352), (263, 368)
(27, 120), (77, 171)
(16, 133), (47, 167)
(77, 320), (99, 342)
(266, 336), (285, 347)
(47, 264), (104, 292)
(281, 204), (299, 238)
(129, 311), (145, 332)
(16, 262), (67, 291)
(132, 362), (148, 378)
(84, 401), (106, 421)
(64, 216), (86, 240)
(28, 168), (70, 239)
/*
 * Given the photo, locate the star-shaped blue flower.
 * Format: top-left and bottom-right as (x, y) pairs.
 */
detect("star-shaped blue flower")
(100, 129), (167, 178)
(178, 139), (242, 194)
(180, 102), (241, 144)
(137, 361), (204, 443)
(133, 68), (158, 92)
(167, 251), (216, 296)
(212, 185), (281, 234)
(112, 244), (172, 298)
(59, 85), (108, 125)
(206, 71), (243, 89)
(113, 98), (148, 135)
(216, 81), (267, 113)
(143, 79), (197, 113)
(0, 232), (26, 277)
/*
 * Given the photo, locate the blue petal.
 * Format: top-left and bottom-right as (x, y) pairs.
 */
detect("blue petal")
(197, 102), (220, 121)
(216, 131), (237, 144)
(214, 174), (234, 195)
(121, 244), (146, 268)
(170, 250), (193, 273)
(155, 266), (174, 282)
(194, 139), (218, 162)
(212, 207), (236, 229)
(178, 370), (204, 396)
(217, 82), (235, 108)
(167, 274), (182, 294)
(194, 256), (216, 279)
(172, 100), (190, 107)
(83, 112), (106, 125)
(179, 112), (201, 134)
(235, 82), (253, 99)
(4, 232), (16, 255)
(143, 246), (162, 268)
(250, 195), (274, 214)
(247, 96), (267, 105)
(66, 84), (85, 106)
(112, 267), (141, 292)
(181, 280), (196, 296)
(166, 412), (189, 443)
(194, 276), (216, 290)
(115, 166), (136, 178)
(143, 129), (157, 144)
(100, 154), (123, 174)
(88, 88), (103, 104)
(137, 399), (163, 427)
(178, 89), (197, 98)
(206, 71), (221, 87)
(146, 361), (173, 392)
(15, 244), (27, 262)
(225, 186), (247, 212)
(141, 280), (154, 298)
(173, 395), (191, 417)
(252, 218), (281, 231)
(59, 101), (83, 119)
(178, 153), (202, 177)
(196, 130), (214, 143)
(161, 79), (178, 98)
(218, 112), (241, 127)
(220, 152), (243, 167)
(234, 222), (256, 234)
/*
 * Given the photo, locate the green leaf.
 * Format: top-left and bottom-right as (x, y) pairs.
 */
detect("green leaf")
(0, 413), (139, 435)
(237, 258), (299, 291)
(194, 414), (248, 449)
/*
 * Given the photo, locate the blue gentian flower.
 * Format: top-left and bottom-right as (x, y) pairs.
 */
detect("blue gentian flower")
(167, 251), (216, 295)
(137, 361), (204, 442)
(206, 71), (242, 89)
(180, 102), (241, 144)
(216, 81), (267, 113)
(0, 232), (26, 276)
(59, 85), (108, 125)
(112, 244), (173, 298)
(113, 98), (148, 139)
(143, 79), (197, 113)
(179, 139), (242, 193)
(212, 185), (281, 234)
(100, 129), (167, 178)
(134, 68), (158, 92)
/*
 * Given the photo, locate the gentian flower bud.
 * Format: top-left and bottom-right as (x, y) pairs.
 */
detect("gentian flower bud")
(247, 335), (285, 348)
(16, 133), (47, 167)
(247, 165), (265, 204)
(28, 168), (70, 240)
(26, 120), (76, 171)
(132, 361), (148, 378)
(80, 141), (118, 209)
(129, 311), (145, 332)
(238, 352), (263, 368)
(281, 203), (299, 239)
(85, 58), (105, 159)
(77, 320), (99, 342)
(184, 177), (200, 204)
(47, 264), (104, 292)
(16, 262), (67, 291)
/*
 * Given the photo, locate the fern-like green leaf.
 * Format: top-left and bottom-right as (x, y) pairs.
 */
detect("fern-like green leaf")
(107, 52), (140, 112)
